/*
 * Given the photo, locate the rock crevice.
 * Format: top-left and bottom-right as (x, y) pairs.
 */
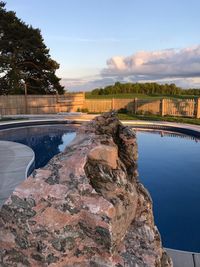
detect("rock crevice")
(0, 113), (172, 267)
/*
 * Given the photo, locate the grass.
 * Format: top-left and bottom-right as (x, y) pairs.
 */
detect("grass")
(85, 92), (198, 100)
(86, 93), (156, 99)
(117, 113), (200, 126)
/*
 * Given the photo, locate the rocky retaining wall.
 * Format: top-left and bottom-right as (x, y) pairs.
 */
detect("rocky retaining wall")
(0, 113), (172, 267)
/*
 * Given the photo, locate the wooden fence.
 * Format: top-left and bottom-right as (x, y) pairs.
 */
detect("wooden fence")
(83, 98), (200, 118)
(0, 94), (200, 118)
(0, 93), (85, 115)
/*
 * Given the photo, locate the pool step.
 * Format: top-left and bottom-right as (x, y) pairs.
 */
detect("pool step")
(166, 248), (200, 267)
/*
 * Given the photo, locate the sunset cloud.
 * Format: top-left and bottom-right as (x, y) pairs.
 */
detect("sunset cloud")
(102, 46), (200, 80)
(63, 45), (200, 91)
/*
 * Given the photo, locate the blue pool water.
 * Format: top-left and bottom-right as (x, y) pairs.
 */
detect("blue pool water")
(0, 125), (200, 252)
(0, 125), (76, 169)
(137, 130), (200, 252)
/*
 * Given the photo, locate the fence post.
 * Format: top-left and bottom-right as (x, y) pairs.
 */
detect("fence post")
(83, 91), (85, 101)
(111, 98), (115, 110)
(24, 83), (28, 114)
(56, 90), (59, 103)
(134, 98), (137, 114)
(196, 98), (200, 119)
(161, 98), (165, 116)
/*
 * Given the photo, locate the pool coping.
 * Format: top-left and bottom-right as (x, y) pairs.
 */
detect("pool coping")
(0, 116), (200, 138)
(0, 141), (35, 207)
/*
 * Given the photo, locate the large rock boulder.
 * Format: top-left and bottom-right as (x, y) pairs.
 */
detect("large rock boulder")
(0, 113), (172, 267)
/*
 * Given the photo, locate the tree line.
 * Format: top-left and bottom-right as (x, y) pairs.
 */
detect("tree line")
(90, 82), (200, 96)
(0, 1), (64, 95)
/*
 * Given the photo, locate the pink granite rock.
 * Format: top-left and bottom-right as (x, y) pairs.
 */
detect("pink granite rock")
(0, 112), (172, 267)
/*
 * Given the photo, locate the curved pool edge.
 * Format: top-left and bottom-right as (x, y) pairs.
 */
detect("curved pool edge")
(0, 119), (81, 130)
(0, 141), (35, 207)
(122, 120), (200, 139)
(0, 116), (199, 137)
(25, 145), (35, 178)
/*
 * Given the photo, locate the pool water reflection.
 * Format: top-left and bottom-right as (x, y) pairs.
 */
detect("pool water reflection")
(136, 130), (200, 252)
(0, 125), (76, 169)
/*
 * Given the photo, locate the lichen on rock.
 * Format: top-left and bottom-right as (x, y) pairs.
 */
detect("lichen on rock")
(0, 112), (173, 267)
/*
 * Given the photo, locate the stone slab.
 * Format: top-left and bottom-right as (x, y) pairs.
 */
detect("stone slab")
(166, 248), (195, 267)
(194, 254), (200, 267)
(0, 141), (34, 207)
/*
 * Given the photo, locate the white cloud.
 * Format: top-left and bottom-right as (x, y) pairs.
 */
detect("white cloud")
(62, 45), (200, 91)
(102, 45), (200, 79)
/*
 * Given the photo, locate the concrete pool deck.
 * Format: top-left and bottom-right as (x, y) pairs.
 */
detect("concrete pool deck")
(0, 141), (35, 207)
(166, 248), (200, 267)
(0, 114), (200, 266)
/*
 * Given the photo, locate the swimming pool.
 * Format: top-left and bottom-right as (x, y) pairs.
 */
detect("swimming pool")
(0, 125), (200, 252)
(137, 130), (200, 252)
(0, 125), (76, 169)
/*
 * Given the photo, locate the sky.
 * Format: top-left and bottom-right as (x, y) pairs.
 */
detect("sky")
(5, 0), (200, 91)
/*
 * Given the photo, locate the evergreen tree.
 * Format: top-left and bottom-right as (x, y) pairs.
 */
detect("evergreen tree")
(0, 1), (64, 94)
